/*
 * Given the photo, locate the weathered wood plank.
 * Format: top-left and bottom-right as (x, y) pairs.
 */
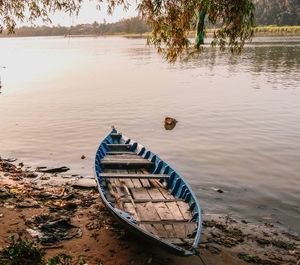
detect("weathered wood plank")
(173, 223), (187, 238)
(152, 224), (168, 238)
(173, 223), (197, 238)
(127, 169), (143, 188)
(106, 151), (136, 155)
(103, 155), (143, 160)
(137, 220), (189, 224)
(142, 224), (158, 236)
(101, 160), (154, 167)
(164, 224), (176, 238)
(108, 177), (127, 209)
(185, 223), (197, 237)
(107, 144), (131, 148)
(121, 198), (184, 203)
(131, 179), (143, 188)
(159, 188), (174, 199)
(110, 133), (122, 138)
(124, 203), (139, 221)
(136, 202), (160, 221)
(136, 168), (152, 188)
(131, 188), (152, 200)
(107, 144), (131, 151)
(153, 202), (174, 221)
(100, 173), (169, 179)
(149, 179), (164, 189)
(177, 201), (192, 220)
(166, 202), (184, 221)
(120, 178), (134, 189)
(147, 188), (165, 200)
(140, 178), (151, 188)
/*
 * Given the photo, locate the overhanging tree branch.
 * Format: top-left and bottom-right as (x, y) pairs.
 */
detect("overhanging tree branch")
(0, 0), (257, 62)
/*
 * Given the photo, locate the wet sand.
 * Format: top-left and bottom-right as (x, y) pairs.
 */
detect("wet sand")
(0, 157), (299, 265)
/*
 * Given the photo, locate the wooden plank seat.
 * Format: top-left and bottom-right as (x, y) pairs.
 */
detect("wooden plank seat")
(110, 133), (122, 138)
(107, 144), (131, 151)
(102, 155), (144, 160)
(106, 151), (136, 155)
(100, 173), (169, 179)
(120, 198), (184, 203)
(100, 159), (154, 169)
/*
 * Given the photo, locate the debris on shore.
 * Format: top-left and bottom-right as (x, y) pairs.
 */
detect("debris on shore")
(0, 156), (299, 265)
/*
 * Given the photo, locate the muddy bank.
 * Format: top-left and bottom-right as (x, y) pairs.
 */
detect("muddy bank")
(0, 157), (299, 265)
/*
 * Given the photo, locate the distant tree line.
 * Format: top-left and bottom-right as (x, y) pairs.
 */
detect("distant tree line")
(0, 1), (299, 38)
(1, 17), (150, 37)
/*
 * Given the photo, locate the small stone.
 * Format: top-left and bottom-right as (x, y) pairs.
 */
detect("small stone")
(206, 245), (221, 254)
(81, 155), (86, 160)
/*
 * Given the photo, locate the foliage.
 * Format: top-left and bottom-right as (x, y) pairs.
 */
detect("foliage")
(0, 0), (82, 34)
(0, 235), (84, 265)
(254, 0), (300, 26)
(47, 254), (73, 265)
(0, 0), (299, 61)
(139, 0), (255, 61)
(0, 235), (45, 265)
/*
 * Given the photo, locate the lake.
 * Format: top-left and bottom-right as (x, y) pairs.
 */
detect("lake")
(0, 36), (299, 234)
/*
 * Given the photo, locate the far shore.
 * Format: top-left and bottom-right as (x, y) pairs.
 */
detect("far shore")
(1, 26), (300, 39)
(0, 156), (299, 265)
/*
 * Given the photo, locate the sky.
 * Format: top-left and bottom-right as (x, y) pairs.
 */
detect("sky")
(48, 1), (138, 26)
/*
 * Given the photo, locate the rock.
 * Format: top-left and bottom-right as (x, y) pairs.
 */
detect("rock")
(71, 178), (96, 189)
(24, 172), (38, 178)
(17, 199), (41, 208)
(211, 187), (225, 193)
(256, 238), (270, 246)
(164, 117), (178, 130)
(81, 155), (86, 160)
(0, 188), (12, 199)
(206, 245), (221, 254)
(164, 117), (177, 125)
(4, 203), (15, 209)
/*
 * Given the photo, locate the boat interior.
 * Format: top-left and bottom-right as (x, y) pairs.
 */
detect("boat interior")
(96, 131), (200, 252)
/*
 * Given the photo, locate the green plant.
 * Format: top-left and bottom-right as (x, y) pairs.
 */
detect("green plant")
(0, 235), (45, 265)
(47, 254), (73, 265)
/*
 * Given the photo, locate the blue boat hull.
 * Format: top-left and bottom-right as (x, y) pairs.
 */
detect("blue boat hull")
(94, 128), (202, 256)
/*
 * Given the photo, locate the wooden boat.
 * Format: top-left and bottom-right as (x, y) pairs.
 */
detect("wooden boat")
(94, 128), (202, 256)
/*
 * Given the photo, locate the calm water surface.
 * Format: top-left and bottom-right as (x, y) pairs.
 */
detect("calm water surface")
(0, 36), (299, 234)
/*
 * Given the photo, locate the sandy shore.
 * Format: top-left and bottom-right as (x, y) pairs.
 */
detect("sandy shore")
(0, 157), (299, 265)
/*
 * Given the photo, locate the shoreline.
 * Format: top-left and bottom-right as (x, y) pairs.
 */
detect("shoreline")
(1, 26), (300, 39)
(0, 156), (299, 264)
